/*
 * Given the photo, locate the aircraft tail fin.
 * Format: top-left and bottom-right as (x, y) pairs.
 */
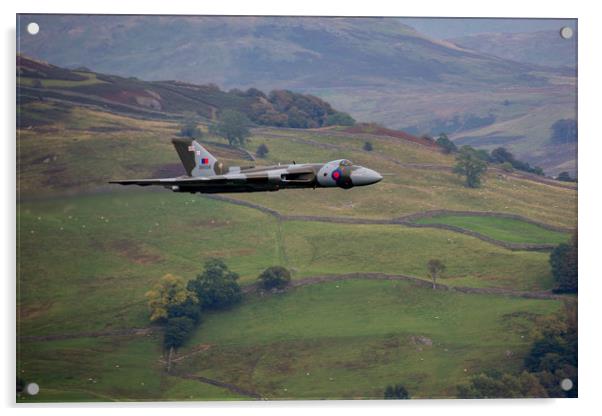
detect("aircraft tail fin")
(171, 138), (222, 177)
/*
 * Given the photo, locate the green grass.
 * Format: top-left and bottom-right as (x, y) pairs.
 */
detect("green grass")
(414, 215), (570, 245)
(178, 279), (561, 399)
(15, 102), (576, 402)
(18, 280), (561, 401)
(17, 191), (280, 337)
(281, 220), (554, 290)
(17, 191), (557, 340)
(17, 103), (576, 228)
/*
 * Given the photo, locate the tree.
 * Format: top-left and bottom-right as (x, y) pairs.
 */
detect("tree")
(179, 121), (203, 139)
(550, 119), (577, 144)
(212, 110), (251, 146)
(384, 383), (410, 399)
(167, 297), (202, 324)
(491, 147), (514, 164)
(145, 274), (199, 323)
(257, 266), (291, 291)
(549, 232), (577, 293)
(256, 143), (269, 158)
(453, 146), (488, 188)
(163, 316), (195, 349)
(427, 259), (446, 289)
(436, 133), (457, 154)
(557, 172), (575, 182)
(325, 111), (356, 126)
(363, 141), (373, 152)
(187, 259), (242, 310)
(523, 302), (577, 397)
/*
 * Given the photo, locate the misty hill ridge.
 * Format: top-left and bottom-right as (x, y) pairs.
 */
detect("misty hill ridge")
(17, 55), (354, 130)
(18, 15), (563, 90)
(448, 30), (577, 69)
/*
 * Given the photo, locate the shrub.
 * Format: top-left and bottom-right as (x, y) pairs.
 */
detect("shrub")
(257, 266), (292, 290)
(256, 143), (269, 158)
(325, 111), (356, 126)
(436, 133), (457, 154)
(180, 122), (203, 139)
(384, 384), (410, 399)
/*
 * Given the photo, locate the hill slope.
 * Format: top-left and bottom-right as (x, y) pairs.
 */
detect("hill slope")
(17, 15), (577, 175)
(17, 55), (351, 129)
(448, 30), (577, 69)
(17, 61), (576, 401)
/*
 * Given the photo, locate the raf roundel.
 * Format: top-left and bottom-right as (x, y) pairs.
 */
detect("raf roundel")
(331, 169), (342, 181)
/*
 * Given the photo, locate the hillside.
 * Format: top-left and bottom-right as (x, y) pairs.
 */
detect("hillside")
(448, 30), (577, 69)
(17, 58), (577, 401)
(17, 15), (577, 175)
(17, 55), (353, 130)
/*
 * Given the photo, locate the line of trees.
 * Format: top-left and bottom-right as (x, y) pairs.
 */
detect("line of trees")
(145, 261), (293, 369)
(145, 260), (243, 368)
(435, 133), (548, 188)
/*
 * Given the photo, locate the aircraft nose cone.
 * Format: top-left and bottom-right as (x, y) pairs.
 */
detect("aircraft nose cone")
(350, 167), (383, 186)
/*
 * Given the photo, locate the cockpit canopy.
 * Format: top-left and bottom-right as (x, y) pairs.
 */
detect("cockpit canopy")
(328, 159), (353, 167)
(340, 159), (353, 167)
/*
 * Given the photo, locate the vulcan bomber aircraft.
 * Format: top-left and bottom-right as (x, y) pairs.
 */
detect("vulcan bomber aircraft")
(110, 138), (383, 194)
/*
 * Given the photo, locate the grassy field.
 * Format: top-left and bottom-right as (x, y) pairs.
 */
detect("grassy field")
(17, 102), (577, 229)
(19, 72), (107, 88)
(281, 220), (555, 290)
(16, 101), (577, 401)
(18, 279), (561, 401)
(17, 191), (558, 340)
(414, 214), (570, 245)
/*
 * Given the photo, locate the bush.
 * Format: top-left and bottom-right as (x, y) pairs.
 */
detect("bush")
(457, 371), (547, 398)
(363, 141), (373, 151)
(557, 172), (575, 182)
(325, 111), (356, 126)
(257, 266), (292, 290)
(436, 133), (457, 154)
(501, 162), (514, 172)
(550, 119), (577, 144)
(384, 384), (410, 399)
(256, 143), (269, 158)
(187, 259), (242, 309)
(180, 122), (203, 139)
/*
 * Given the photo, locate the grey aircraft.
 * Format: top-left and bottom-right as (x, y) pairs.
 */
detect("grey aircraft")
(110, 138), (382, 193)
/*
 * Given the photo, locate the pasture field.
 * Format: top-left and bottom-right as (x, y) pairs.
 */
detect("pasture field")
(16, 101), (577, 401)
(17, 102), (576, 229)
(18, 190), (558, 340)
(414, 214), (570, 245)
(19, 279), (561, 401)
